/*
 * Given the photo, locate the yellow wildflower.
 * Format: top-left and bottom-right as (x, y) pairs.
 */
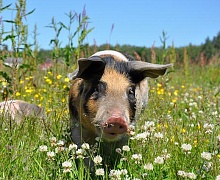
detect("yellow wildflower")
(164, 123), (168, 129)
(34, 94), (39, 99)
(157, 83), (162, 88)
(64, 77), (70, 82)
(193, 140), (197, 147)
(174, 90), (178, 96)
(46, 109), (51, 114)
(2, 81), (7, 87)
(157, 88), (164, 95)
(64, 110), (68, 114)
(16, 92), (21, 96)
(57, 75), (62, 80)
(26, 89), (33, 93)
(157, 124), (161, 130)
(181, 128), (186, 133)
(172, 98), (177, 103)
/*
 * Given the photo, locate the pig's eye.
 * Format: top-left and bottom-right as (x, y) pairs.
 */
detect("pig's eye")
(91, 89), (99, 100)
(128, 86), (135, 100)
(91, 81), (106, 100)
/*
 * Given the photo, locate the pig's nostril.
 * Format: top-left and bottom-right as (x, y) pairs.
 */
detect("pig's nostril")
(119, 126), (123, 129)
(106, 124), (114, 128)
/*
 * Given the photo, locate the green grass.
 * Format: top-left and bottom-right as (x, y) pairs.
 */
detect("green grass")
(0, 65), (220, 179)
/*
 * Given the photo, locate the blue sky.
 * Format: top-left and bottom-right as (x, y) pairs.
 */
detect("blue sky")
(2, 0), (220, 49)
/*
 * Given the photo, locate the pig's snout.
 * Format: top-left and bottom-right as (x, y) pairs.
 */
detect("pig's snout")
(102, 116), (128, 139)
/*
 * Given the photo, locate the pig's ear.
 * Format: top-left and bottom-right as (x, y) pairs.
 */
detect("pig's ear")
(129, 61), (173, 83)
(68, 56), (106, 80)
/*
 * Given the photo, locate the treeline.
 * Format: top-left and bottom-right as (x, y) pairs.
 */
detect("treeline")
(38, 31), (220, 66)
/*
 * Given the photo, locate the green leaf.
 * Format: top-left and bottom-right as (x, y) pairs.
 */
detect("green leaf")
(3, 20), (16, 24)
(0, 3), (12, 12)
(0, 71), (12, 83)
(24, 9), (35, 16)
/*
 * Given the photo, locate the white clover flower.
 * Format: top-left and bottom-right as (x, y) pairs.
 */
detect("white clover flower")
(93, 155), (102, 165)
(186, 172), (197, 179)
(122, 145), (130, 152)
(76, 148), (85, 159)
(216, 175), (220, 180)
(81, 143), (90, 150)
(162, 153), (171, 160)
(95, 137), (101, 142)
(55, 146), (65, 153)
(131, 154), (142, 161)
(217, 135), (220, 142)
(62, 161), (72, 173)
(135, 132), (150, 140)
(128, 124), (135, 131)
(144, 163), (153, 171)
(154, 132), (163, 139)
(109, 169), (122, 179)
(50, 137), (57, 146)
(108, 169), (127, 179)
(47, 151), (55, 159)
(68, 143), (78, 151)
(202, 162), (213, 172)
(212, 111), (218, 116)
(142, 173), (148, 178)
(198, 96), (202, 99)
(177, 170), (196, 179)
(95, 168), (105, 176)
(57, 140), (64, 147)
(192, 113), (196, 119)
(120, 157), (127, 162)
(181, 143), (192, 152)
(203, 123), (214, 134)
(198, 110), (203, 114)
(154, 156), (164, 164)
(115, 148), (122, 154)
(62, 161), (72, 168)
(189, 102), (197, 107)
(177, 170), (186, 177)
(201, 152), (212, 160)
(39, 145), (48, 152)
(121, 169), (128, 175)
(143, 121), (155, 132)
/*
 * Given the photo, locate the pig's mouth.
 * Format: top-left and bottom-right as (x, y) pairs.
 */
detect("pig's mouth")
(101, 131), (125, 142)
(94, 113), (129, 141)
(95, 121), (129, 141)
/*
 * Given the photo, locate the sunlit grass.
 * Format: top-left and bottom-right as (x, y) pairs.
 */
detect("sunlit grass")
(1, 66), (220, 179)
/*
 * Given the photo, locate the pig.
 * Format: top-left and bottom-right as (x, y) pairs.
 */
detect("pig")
(0, 100), (45, 124)
(68, 50), (172, 165)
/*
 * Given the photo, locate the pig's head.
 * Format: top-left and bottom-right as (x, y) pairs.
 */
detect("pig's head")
(69, 53), (172, 142)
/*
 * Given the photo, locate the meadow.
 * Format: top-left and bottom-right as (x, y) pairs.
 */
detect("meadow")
(0, 65), (220, 180)
(1, 1), (220, 179)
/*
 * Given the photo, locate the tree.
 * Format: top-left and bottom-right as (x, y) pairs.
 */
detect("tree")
(213, 31), (220, 54)
(202, 37), (216, 62)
